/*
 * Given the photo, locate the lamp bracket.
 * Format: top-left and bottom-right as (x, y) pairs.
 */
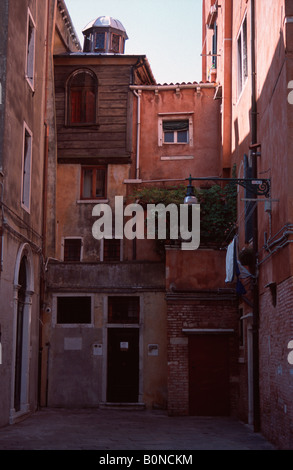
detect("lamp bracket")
(186, 176), (271, 198)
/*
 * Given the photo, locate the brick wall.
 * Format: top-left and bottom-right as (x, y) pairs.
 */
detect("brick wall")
(166, 293), (239, 416)
(259, 276), (293, 449)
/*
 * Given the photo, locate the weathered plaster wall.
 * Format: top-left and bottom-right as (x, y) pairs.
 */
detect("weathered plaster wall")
(133, 86), (221, 184)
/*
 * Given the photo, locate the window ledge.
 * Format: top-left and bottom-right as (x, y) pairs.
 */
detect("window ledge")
(161, 155), (194, 161)
(77, 199), (109, 204)
(21, 202), (31, 214)
(53, 323), (94, 328)
(163, 143), (190, 145)
(25, 76), (34, 92)
(65, 123), (100, 129)
(236, 76), (248, 105)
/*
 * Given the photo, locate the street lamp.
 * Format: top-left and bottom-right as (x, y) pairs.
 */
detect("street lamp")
(183, 175), (198, 205)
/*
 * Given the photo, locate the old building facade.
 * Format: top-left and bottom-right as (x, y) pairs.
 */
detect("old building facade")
(39, 13), (241, 415)
(1, 0), (293, 450)
(202, 0), (293, 449)
(125, 83), (239, 417)
(0, 0), (80, 427)
(40, 16), (168, 409)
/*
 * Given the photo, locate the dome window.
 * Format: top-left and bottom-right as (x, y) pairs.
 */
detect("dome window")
(111, 34), (120, 53)
(82, 16), (128, 54)
(95, 32), (106, 52)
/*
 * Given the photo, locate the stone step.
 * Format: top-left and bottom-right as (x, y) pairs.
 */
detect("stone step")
(100, 402), (146, 411)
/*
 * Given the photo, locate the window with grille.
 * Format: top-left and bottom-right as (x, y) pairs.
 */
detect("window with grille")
(95, 32), (106, 51)
(68, 70), (97, 125)
(103, 239), (121, 262)
(63, 238), (82, 261)
(57, 296), (92, 324)
(111, 34), (120, 52)
(81, 166), (107, 199)
(108, 297), (139, 324)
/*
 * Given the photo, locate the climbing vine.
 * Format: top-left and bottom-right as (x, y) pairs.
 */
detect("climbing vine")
(130, 169), (237, 251)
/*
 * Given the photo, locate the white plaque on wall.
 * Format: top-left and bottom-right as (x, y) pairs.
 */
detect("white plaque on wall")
(64, 337), (82, 350)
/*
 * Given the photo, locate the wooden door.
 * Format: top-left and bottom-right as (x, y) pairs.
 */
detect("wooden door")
(188, 335), (230, 416)
(107, 328), (139, 403)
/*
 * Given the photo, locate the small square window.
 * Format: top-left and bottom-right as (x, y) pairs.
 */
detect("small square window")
(163, 120), (189, 144)
(108, 297), (139, 324)
(81, 166), (107, 199)
(63, 238), (82, 261)
(57, 296), (91, 324)
(103, 239), (121, 262)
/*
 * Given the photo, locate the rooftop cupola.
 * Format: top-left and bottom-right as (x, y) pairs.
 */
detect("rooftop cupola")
(82, 16), (128, 54)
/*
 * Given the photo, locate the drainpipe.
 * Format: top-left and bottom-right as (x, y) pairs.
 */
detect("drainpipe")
(38, 0), (51, 408)
(132, 89), (141, 180)
(222, 0), (233, 174)
(250, 0), (261, 433)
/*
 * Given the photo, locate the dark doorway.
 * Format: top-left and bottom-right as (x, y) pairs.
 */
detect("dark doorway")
(107, 328), (139, 403)
(188, 335), (230, 416)
(14, 256), (27, 411)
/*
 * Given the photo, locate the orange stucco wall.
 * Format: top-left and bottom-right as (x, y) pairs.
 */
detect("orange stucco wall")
(166, 248), (228, 291)
(131, 86), (221, 185)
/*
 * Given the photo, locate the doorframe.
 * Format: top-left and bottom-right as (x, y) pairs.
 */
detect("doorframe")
(10, 243), (34, 423)
(102, 294), (143, 404)
(184, 328), (234, 416)
(247, 321), (254, 425)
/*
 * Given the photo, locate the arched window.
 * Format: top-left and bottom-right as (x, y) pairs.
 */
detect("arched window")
(68, 70), (97, 125)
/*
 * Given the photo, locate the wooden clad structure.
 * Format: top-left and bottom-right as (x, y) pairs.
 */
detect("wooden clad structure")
(54, 55), (155, 164)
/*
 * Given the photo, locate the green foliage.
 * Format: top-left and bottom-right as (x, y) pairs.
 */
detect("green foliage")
(195, 183), (237, 246)
(131, 185), (187, 207)
(131, 172), (237, 248)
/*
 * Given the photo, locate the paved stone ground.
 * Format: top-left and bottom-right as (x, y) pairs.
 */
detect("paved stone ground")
(0, 408), (276, 451)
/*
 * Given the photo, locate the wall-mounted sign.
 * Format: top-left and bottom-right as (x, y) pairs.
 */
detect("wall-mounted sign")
(93, 343), (103, 356)
(148, 344), (159, 356)
(64, 337), (82, 351)
(120, 341), (129, 351)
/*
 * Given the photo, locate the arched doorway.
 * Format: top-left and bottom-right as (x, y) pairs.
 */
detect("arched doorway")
(11, 244), (34, 421)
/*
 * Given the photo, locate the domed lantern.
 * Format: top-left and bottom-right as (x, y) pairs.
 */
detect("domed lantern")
(82, 16), (128, 54)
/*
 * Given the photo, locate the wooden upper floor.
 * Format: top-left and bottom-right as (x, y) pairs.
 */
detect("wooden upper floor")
(54, 54), (155, 165)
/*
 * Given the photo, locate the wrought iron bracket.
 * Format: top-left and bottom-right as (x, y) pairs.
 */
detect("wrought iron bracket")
(186, 176), (271, 198)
